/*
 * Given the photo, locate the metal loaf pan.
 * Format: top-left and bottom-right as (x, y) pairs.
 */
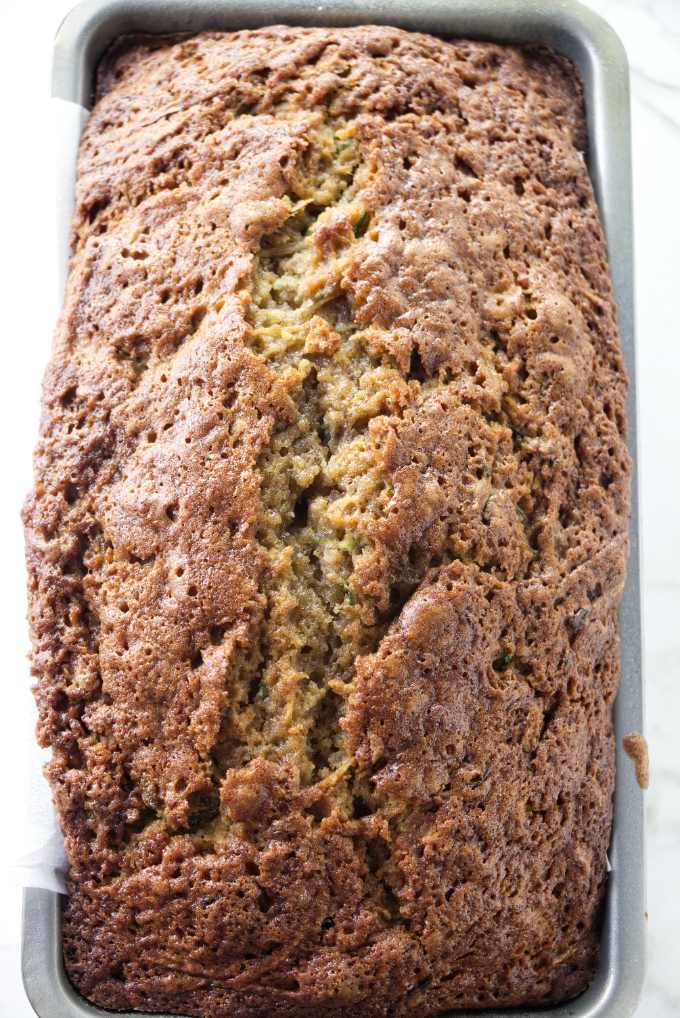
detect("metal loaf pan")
(23, 1), (645, 1016)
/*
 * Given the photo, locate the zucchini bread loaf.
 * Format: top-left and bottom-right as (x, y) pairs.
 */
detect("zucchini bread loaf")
(24, 26), (630, 1017)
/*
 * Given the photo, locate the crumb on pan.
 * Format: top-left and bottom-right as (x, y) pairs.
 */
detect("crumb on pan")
(622, 732), (649, 789)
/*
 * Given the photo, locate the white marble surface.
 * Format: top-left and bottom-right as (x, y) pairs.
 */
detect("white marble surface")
(0, 0), (678, 1014)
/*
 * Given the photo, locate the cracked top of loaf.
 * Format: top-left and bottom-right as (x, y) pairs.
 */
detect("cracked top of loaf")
(24, 24), (630, 1018)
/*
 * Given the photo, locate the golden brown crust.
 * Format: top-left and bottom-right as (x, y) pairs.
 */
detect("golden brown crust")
(24, 25), (630, 1017)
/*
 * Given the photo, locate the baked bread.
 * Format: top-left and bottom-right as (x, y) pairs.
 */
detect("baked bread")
(24, 26), (630, 1017)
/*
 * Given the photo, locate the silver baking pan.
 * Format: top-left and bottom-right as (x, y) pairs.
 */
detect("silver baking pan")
(23, 1), (645, 1015)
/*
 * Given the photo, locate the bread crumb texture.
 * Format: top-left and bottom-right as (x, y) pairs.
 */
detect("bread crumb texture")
(24, 26), (630, 1018)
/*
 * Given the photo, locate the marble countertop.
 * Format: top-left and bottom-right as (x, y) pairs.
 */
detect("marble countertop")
(585, 2), (680, 1014)
(0, 0), (677, 1014)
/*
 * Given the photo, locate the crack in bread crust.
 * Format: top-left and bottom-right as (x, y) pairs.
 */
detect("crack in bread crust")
(24, 25), (629, 1018)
